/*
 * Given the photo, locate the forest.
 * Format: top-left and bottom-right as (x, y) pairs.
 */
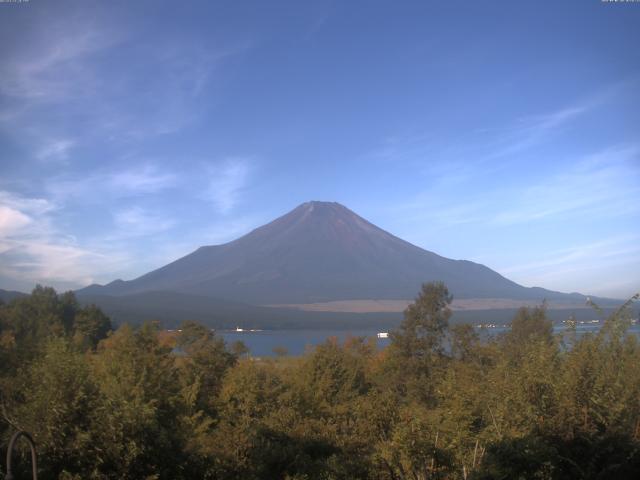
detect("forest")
(1, 283), (639, 479)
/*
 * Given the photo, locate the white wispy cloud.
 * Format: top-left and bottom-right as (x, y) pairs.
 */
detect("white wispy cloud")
(0, 205), (32, 238)
(486, 105), (590, 159)
(47, 164), (178, 202)
(0, 8), (249, 167)
(112, 206), (175, 238)
(0, 190), (55, 216)
(499, 235), (640, 276)
(0, 11), (253, 289)
(491, 145), (640, 225)
(204, 158), (251, 214)
(366, 81), (630, 192)
(0, 13), (120, 169)
(495, 235), (640, 298)
(109, 165), (178, 194)
(2, 242), (113, 289)
(482, 81), (632, 160)
(0, 155), (258, 289)
(0, 190), (129, 289)
(0, 27), (117, 101)
(35, 138), (76, 162)
(399, 144), (639, 240)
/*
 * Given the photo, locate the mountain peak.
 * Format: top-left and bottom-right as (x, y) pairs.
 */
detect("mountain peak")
(295, 201), (350, 216)
(267, 201), (380, 241)
(301, 200), (340, 207)
(302, 200), (343, 206)
(77, 201), (584, 305)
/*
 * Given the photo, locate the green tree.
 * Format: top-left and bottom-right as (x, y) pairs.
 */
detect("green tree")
(1, 286), (67, 363)
(4, 338), (101, 479)
(72, 304), (112, 350)
(387, 281), (452, 402)
(297, 338), (369, 413)
(175, 321), (236, 415)
(375, 404), (455, 480)
(90, 322), (185, 479)
(230, 340), (250, 358)
(507, 305), (553, 349)
(393, 282), (453, 357)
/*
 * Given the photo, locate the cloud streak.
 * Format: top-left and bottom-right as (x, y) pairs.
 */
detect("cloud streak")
(0, 190), (128, 289)
(204, 159), (251, 214)
(112, 206), (176, 238)
(109, 165), (178, 194)
(0, 25), (118, 102)
(491, 145), (640, 225)
(496, 235), (640, 298)
(35, 138), (76, 162)
(46, 164), (178, 203)
(0, 7), (250, 170)
(484, 105), (591, 159)
(499, 235), (640, 276)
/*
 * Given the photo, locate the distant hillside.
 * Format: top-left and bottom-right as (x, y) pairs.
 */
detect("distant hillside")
(77, 290), (622, 330)
(78, 201), (605, 308)
(77, 290), (400, 330)
(0, 288), (27, 303)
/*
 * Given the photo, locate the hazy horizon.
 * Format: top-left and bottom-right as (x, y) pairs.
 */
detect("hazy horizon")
(1, 1), (639, 298)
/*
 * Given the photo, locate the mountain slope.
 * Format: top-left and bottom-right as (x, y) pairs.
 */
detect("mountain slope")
(77, 201), (592, 305)
(0, 288), (28, 303)
(77, 290), (400, 330)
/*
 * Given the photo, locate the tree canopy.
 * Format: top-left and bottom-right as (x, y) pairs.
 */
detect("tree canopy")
(1, 283), (639, 479)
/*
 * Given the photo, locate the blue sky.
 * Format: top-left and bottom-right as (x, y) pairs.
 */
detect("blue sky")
(0, 0), (639, 298)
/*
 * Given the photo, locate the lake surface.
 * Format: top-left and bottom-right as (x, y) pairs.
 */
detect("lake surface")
(220, 328), (391, 356)
(220, 322), (640, 357)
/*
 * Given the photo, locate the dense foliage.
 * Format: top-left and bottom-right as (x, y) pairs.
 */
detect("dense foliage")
(1, 283), (639, 479)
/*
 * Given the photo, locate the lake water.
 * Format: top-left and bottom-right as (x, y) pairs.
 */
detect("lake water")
(220, 328), (390, 356)
(220, 322), (640, 357)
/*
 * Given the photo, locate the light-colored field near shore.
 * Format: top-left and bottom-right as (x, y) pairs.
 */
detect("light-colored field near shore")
(266, 298), (590, 313)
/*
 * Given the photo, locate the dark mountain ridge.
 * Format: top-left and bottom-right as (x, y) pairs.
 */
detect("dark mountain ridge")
(0, 288), (28, 303)
(77, 201), (599, 306)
